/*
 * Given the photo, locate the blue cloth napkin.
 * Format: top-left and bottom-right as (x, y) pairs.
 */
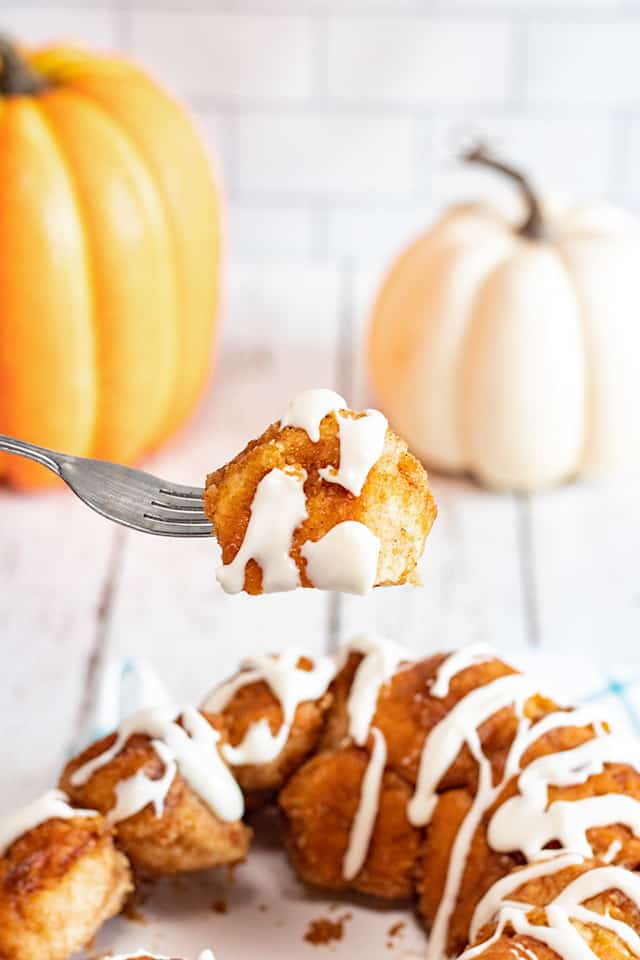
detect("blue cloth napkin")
(69, 657), (172, 756)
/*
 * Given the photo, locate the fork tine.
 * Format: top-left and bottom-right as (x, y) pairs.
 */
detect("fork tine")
(149, 498), (206, 516)
(143, 509), (212, 525)
(157, 483), (204, 500)
(139, 517), (214, 537)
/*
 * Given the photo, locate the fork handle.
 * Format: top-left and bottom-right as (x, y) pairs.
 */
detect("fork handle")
(0, 434), (65, 477)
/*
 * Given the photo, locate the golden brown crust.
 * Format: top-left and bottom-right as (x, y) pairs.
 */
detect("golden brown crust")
(60, 725), (251, 875)
(279, 744), (420, 899)
(204, 413), (437, 595)
(0, 815), (132, 960)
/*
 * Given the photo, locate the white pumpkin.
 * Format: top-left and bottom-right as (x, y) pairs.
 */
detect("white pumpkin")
(368, 145), (640, 491)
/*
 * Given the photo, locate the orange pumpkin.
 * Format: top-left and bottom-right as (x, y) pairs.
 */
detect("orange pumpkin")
(0, 39), (221, 489)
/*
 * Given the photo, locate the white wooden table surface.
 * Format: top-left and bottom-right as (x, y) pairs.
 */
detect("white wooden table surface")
(1, 262), (639, 812)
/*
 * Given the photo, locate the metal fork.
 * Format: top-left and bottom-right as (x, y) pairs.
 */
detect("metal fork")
(0, 435), (213, 537)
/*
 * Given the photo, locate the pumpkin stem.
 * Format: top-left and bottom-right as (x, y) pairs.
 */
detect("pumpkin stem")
(0, 36), (48, 96)
(462, 142), (545, 240)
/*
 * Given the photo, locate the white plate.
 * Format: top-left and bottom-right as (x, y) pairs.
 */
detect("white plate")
(83, 812), (427, 960)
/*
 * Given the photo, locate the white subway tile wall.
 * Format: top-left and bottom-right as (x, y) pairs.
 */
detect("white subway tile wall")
(4, 1), (639, 340)
(327, 18), (514, 105)
(525, 22), (640, 106)
(130, 11), (315, 101)
(236, 112), (416, 195)
(2, 5), (119, 48)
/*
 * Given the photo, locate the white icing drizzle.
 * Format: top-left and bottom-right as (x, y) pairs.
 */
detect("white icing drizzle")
(281, 388), (387, 496)
(488, 732), (640, 860)
(331, 636), (406, 880)
(603, 838), (622, 863)
(463, 867), (640, 960)
(470, 853), (585, 941)
(499, 706), (611, 784)
(408, 673), (537, 827)
(301, 521), (380, 595)
(343, 727), (387, 881)
(554, 865), (640, 908)
(498, 794), (640, 862)
(70, 705), (244, 824)
(511, 945), (539, 960)
(0, 789), (97, 858)
(280, 388), (347, 442)
(216, 466), (307, 594)
(340, 634), (406, 745)
(202, 648), (336, 766)
(319, 409), (388, 497)
(431, 644), (497, 699)
(108, 741), (177, 825)
(462, 903), (595, 960)
(553, 867), (640, 953)
(459, 919), (509, 960)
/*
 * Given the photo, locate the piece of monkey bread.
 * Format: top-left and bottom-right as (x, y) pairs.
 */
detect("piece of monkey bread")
(0, 792), (132, 960)
(279, 742), (420, 900)
(202, 651), (334, 804)
(61, 708), (251, 876)
(204, 389), (437, 596)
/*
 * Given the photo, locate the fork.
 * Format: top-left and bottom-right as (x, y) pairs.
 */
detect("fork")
(0, 434), (213, 537)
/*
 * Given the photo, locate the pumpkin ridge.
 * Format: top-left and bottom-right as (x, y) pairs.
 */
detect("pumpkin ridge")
(0, 97), (96, 486)
(552, 240), (596, 475)
(64, 80), (185, 446)
(67, 72), (221, 440)
(37, 85), (181, 464)
(32, 94), (100, 454)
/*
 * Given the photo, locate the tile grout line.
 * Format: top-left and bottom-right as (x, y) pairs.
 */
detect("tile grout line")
(188, 96), (518, 117)
(516, 494), (541, 649)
